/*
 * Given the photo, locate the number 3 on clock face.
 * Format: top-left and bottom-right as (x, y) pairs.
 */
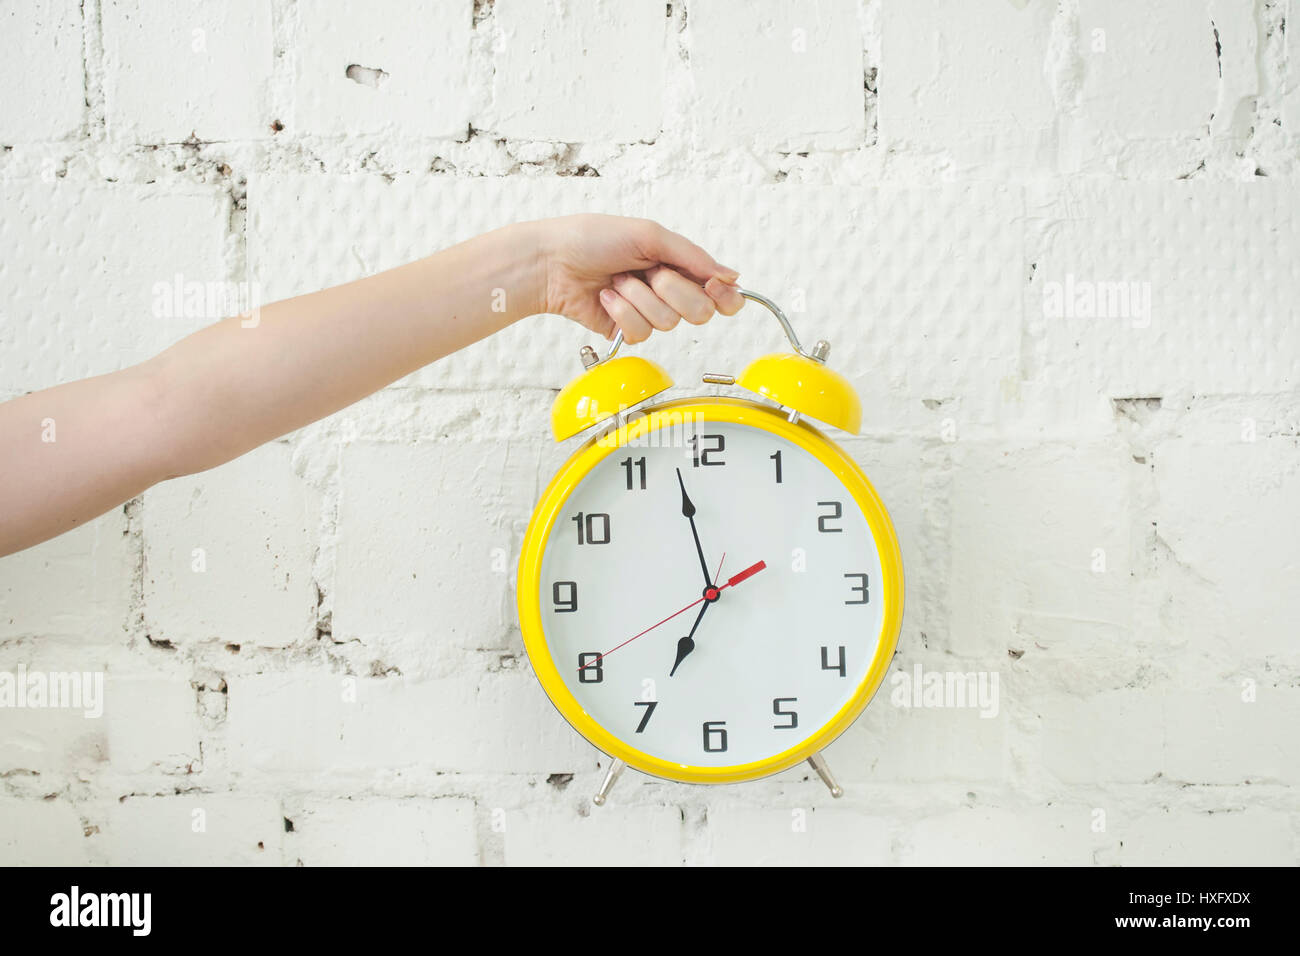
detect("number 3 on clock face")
(517, 399), (904, 786)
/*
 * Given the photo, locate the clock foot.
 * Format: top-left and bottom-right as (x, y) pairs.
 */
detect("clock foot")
(592, 758), (626, 806)
(808, 752), (843, 798)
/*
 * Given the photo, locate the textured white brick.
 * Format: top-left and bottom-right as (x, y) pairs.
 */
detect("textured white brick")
(1284, 4), (1300, 134)
(1041, 684), (1300, 786)
(1076, 0), (1219, 145)
(880, 0), (1055, 156)
(0, 0), (84, 142)
(689, 0), (863, 150)
(102, 0), (273, 142)
(947, 442), (1132, 658)
(639, 181), (1025, 426)
(334, 440), (540, 666)
(825, 675), (1008, 785)
(1026, 182), (1300, 403)
(1152, 437), (1300, 662)
(904, 806), (1100, 866)
(0, 507), (131, 640)
(100, 794), (282, 865)
(704, 805), (890, 865)
(292, 0), (473, 138)
(1162, 685), (1300, 785)
(0, 799), (88, 865)
(142, 442), (320, 648)
(0, 182), (231, 391)
(225, 670), (596, 776)
(1116, 808), (1295, 865)
(0, 649), (107, 776)
(1040, 689), (1162, 785)
(487, 0), (665, 142)
(503, 804), (682, 866)
(103, 677), (201, 773)
(288, 798), (477, 865)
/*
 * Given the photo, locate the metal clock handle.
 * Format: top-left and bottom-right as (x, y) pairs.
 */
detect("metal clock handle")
(589, 287), (831, 367)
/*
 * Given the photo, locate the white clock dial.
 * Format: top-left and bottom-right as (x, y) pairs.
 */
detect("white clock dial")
(536, 418), (887, 769)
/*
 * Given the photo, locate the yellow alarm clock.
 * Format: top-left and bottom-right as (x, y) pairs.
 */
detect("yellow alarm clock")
(517, 290), (903, 804)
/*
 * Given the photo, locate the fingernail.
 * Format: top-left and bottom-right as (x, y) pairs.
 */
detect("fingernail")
(717, 266), (741, 281)
(599, 289), (615, 305)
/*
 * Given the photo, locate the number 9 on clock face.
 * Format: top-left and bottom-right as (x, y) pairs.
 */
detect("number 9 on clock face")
(517, 399), (904, 785)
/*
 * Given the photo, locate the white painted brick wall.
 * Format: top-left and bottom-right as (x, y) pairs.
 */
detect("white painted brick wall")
(0, 1), (84, 143)
(1, 0), (1296, 866)
(142, 441), (320, 648)
(286, 797), (478, 866)
(102, 0), (275, 143)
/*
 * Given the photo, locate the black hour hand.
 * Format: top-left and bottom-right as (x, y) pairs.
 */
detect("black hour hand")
(669, 636), (694, 677)
(668, 601), (709, 678)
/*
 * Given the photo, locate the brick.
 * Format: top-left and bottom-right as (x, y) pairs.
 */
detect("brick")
(1162, 685), (1300, 785)
(0, 799), (88, 865)
(1075, 0), (1219, 145)
(142, 441), (320, 648)
(0, 0), (84, 142)
(333, 439), (540, 662)
(1151, 437), (1300, 662)
(1040, 689), (1163, 785)
(904, 806), (1100, 866)
(1285, 6), (1300, 135)
(0, 181), (231, 391)
(825, 672), (1009, 785)
(102, 0), (273, 142)
(99, 794), (282, 865)
(1026, 182), (1300, 402)
(288, 797), (477, 865)
(880, 0), (1055, 157)
(292, 0), (473, 139)
(224, 669), (597, 776)
(104, 677), (201, 774)
(487, 0), (665, 142)
(639, 181), (1025, 426)
(0, 507), (131, 640)
(947, 442), (1132, 658)
(704, 805), (890, 865)
(503, 804), (682, 866)
(0, 650), (108, 776)
(689, 0), (864, 150)
(1116, 808), (1295, 865)
(1041, 683), (1300, 786)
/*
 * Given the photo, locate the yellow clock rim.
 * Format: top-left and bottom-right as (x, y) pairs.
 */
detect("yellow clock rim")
(517, 397), (905, 785)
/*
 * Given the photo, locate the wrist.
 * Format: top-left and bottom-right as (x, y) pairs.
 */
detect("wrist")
(500, 218), (551, 320)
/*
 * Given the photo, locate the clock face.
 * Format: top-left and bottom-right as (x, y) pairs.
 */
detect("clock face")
(533, 412), (891, 772)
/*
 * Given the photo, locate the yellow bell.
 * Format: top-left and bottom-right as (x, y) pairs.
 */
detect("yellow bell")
(551, 354), (674, 441)
(736, 351), (862, 434)
(550, 288), (861, 439)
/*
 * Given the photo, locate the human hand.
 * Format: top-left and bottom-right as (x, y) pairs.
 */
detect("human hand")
(538, 214), (746, 343)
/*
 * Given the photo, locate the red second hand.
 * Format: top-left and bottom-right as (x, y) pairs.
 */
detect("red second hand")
(577, 559), (767, 673)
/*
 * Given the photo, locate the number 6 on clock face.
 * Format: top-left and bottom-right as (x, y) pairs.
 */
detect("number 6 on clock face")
(517, 399), (904, 786)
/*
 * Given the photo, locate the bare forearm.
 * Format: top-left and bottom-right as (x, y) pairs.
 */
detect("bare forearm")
(0, 214), (741, 558)
(149, 220), (545, 476)
(0, 221), (544, 556)
(0, 364), (169, 555)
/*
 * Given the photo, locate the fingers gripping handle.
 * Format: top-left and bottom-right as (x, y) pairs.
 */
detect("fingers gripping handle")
(601, 288), (814, 363)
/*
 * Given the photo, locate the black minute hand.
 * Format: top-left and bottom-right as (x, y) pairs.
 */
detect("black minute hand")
(676, 468), (713, 588)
